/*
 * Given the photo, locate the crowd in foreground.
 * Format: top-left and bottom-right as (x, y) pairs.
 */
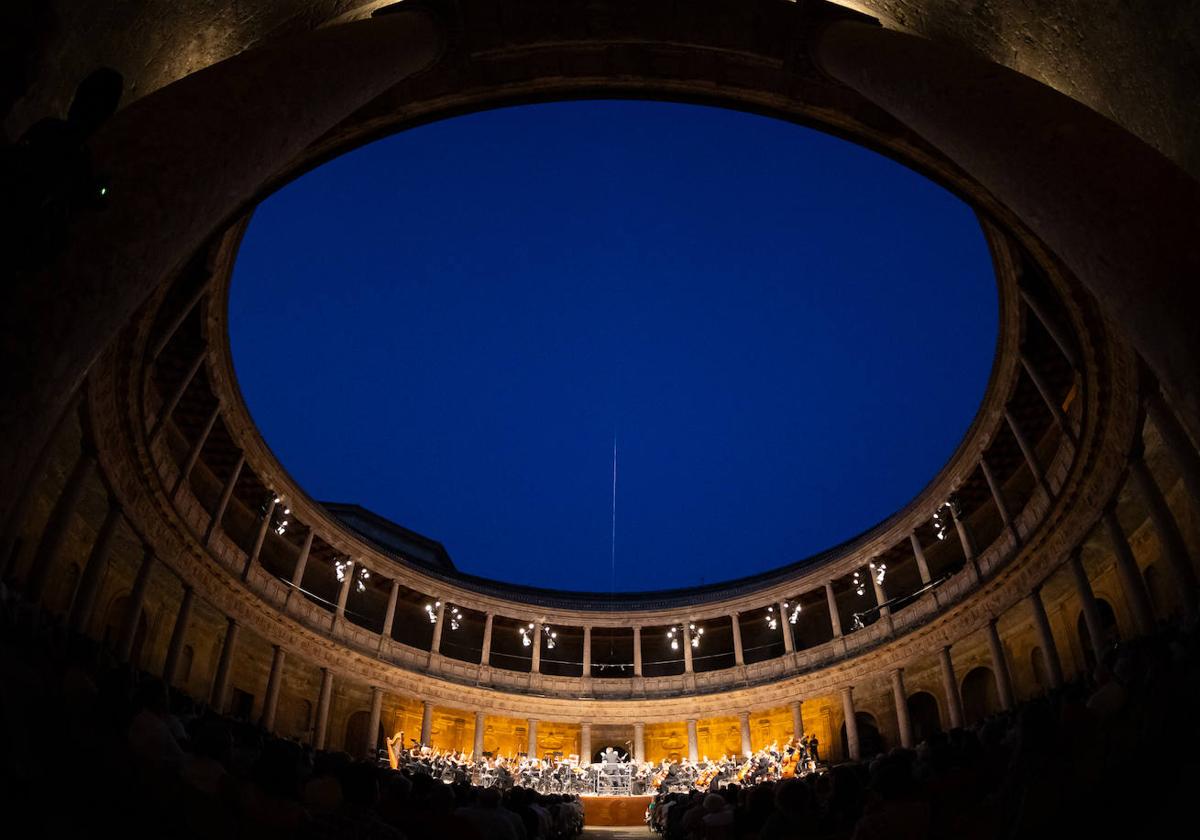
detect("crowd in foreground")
(646, 613), (1200, 839)
(2, 577), (1199, 838)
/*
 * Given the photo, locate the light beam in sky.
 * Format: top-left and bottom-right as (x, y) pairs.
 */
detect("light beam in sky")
(610, 435), (617, 595)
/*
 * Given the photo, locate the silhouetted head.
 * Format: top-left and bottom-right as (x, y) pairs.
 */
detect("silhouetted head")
(67, 68), (123, 136)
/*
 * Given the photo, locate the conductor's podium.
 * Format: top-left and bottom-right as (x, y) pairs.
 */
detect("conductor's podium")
(581, 794), (653, 826)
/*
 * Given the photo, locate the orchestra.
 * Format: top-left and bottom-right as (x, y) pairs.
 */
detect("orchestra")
(381, 731), (823, 796)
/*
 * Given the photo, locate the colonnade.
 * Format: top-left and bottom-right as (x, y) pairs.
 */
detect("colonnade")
(2, 280), (1197, 769)
(92, 243), (1101, 689)
(5, 435), (1195, 764)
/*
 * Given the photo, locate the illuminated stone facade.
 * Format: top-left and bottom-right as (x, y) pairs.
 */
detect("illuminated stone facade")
(3, 0), (1199, 769)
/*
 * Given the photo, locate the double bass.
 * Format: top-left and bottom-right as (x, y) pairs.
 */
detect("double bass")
(780, 744), (801, 779)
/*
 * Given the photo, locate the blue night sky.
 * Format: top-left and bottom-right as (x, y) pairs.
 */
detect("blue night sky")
(230, 100), (997, 593)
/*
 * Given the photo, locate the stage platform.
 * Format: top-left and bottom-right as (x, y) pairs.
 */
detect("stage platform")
(581, 794), (652, 826)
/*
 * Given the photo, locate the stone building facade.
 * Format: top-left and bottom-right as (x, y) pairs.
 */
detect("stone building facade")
(3, 0), (1199, 768)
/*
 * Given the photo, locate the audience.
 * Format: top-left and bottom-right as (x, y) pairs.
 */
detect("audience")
(2, 577), (1197, 839)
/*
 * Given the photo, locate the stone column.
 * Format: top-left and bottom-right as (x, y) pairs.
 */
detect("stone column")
(682, 623), (694, 672)
(580, 722), (591, 761)
(869, 565), (891, 619)
(163, 585), (195, 687)
(1006, 410), (1050, 496)
(730, 613), (745, 665)
(172, 401), (221, 498)
(430, 601), (446, 654)
(1021, 354), (1077, 442)
(420, 700), (433, 746)
(951, 504), (981, 581)
(739, 711), (753, 757)
(1028, 586), (1064, 689)
(68, 500), (123, 633)
(779, 601), (796, 651)
(242, 495), (276, 580)
(826, 581), (843, 637)
(1129, 453), (1198, 616)
(287, 527), (315, 604)
(686, 719), (699, 762)
(1102, 507), (1156, 634)
(262, 645), (286, 732)
(633, 626), (643, 676)
(530, 622), (542, 673)
(939, 646), (964, 729)
(210, 617), (239, 712)
(1068, 549), (1108, 666)
(366, 686), (383, 758)
(314, 668), (333, 750)
(891, 669), (913, 748)
(841, 687), (860, 761)
(26, 449), (96, 603)
(1019, 286), (1080, 369)
(527, 719), (538, 757)
(582, 625), (592, 677)
(910, 531), (932, 585)
(633, 722), (646, 763)
(473, 711), (486, 756)
(1145, 388), (1200, 508)
(981, 456), (1018, 541)
(480, 612), (494, 666)
(117, 547), (154, 663)
(790, 700), (804, 739)
(149, 280), (209, 361)
(204, 452), (244, 546)
(380, 579), (400, 641)
(334, 558), (354, 621)
(150, 348), (205, 440)
(985, 619), (1015, 711)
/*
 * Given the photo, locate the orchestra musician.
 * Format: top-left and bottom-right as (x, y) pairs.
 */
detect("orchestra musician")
(380, 723), (824, 796)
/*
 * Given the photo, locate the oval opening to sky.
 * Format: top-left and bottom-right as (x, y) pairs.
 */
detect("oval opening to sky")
(230, 100), (998, 593)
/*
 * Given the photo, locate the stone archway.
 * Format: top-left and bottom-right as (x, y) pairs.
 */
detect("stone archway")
(344, 709), (370, 756)
(840, 711), (884, 760)
(907, 691), (942, 743)
(1077, 597), (1120, 672)
(961, 666), (1000, 723)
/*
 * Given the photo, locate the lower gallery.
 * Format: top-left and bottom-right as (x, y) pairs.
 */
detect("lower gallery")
(3, 0), (1200, 837)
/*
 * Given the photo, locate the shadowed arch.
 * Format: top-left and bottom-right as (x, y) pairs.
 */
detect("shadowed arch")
(908, 691), (942, 742)
(961, 666), (999, 723)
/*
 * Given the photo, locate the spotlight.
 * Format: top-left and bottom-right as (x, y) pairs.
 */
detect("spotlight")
(933, 497), (960, 541)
